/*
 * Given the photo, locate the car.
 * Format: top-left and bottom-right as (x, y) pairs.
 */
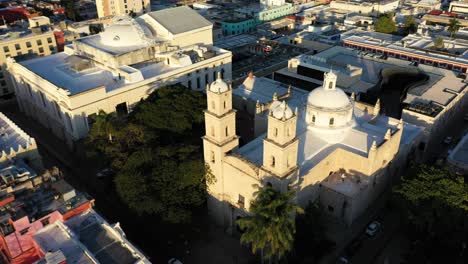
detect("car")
(443, 136), (453, 144)
(365, 221), (382, 237)
(337, 256), (349, 264)
(168, 258), (183, 264)
(96, 168), (115, 178)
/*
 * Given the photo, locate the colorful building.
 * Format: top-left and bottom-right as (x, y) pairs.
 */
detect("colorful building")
(222, 17), (256, 36)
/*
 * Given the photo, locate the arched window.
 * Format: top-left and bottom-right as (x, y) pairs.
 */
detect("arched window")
(271, 156), (276, 167)
(210, 151), (215, 163)
(328, 81), (333, 89)
(274, 127), (278, 137)
(223, 101), (226, 109)
(211, 126), (215, 137)
(329, 117), (334, 126)
(312, 115), (316, 123)
(225, 126), (228, 136)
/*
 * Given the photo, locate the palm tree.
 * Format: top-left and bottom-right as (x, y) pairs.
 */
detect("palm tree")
(93, 110), (116, 142)
(237, 184), (303, 263)
(448, 18), (461, 38)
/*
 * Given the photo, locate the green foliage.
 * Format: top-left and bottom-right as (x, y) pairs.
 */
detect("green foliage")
(61, 0), (77, 21)
(434, 37), (444, 50)
(294, 202), (334, 260)
(448, 18), (461, 38)
(375, 13), (397, 34)
(86, 85), (211, 224)
(403, 16), (417, 35)
(393, 164), (468, 263)
(237, 185), (304, 262)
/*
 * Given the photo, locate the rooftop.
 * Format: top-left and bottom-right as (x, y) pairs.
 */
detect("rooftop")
(448, 132), (468, 170)
(0, 112), (36, 157)
(147, 6), (212, 35)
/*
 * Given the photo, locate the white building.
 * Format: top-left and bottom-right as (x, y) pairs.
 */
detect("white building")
(330, 0), (399, 15)
(449, 1), (468, 15)
(7, 7), (232, 147)
(204, 71), (422, 227)
(96, 0), (151, 18)
(0, 112), (42, 170)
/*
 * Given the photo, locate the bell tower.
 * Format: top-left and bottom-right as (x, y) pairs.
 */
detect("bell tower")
(323, 70), (337, 91)
(203, 73), (239, 221)
(262, 100), (299, 177)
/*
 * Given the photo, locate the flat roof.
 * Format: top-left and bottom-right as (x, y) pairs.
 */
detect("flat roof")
(34, 222), (95, 264)
(0, 112), (34, 156)
(147, 6), (212, 35)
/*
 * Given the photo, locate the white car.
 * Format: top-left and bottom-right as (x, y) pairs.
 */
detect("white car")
(365, 221), (382, 237)
(443, 137), (453, 145)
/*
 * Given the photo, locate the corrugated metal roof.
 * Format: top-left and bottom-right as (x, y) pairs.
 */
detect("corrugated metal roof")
(148, 6), (212, 35)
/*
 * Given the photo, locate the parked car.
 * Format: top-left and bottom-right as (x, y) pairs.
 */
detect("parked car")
(168, 258), (183, 264)
(365, 221), (382, 237)
(443, 136), (453, 144)
(337, 256), (349, 264)
(96, 168), (115, 178)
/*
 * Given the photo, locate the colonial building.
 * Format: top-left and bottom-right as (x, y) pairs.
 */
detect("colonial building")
(204, 71), (422, 228)
(7, 7), (232, 147)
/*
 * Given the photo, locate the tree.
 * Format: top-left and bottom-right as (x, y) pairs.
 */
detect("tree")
(393, 164), (468, 263)
(448, 18), (461, 38)
(237, 185), (303, 263)
(434, 37), (444, 50)
(403, 15), (417, 35)
(86, 85), (212, 224)
(375, 13), (397, 34)
(293, 202), (334, 261)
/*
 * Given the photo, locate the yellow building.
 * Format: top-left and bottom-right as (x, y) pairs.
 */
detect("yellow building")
(0, 19), (57, 97)
(204, 71), (423, 228)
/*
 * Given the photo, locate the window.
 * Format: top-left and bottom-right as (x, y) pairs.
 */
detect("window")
(225, 126), (228, 136)
(39, 92), (47, 107)
(210, 151), (215, 163)
(312, 115), (315, 123)
(26, 41), (31, 48)
(188, 80), (192, 89)
(37, 40), (42, 46)
(116, 102), (128, 117)
(15, 44), (20, 50)
(270, 156), (275, 167)
(328, 205), (334, 212)
(238, 195), (245, 208)
(221, 68), (225, 79)
(19, 228), (29, 235)
(223, 101), (226, 109)
(49, 45), (54, 52)
(274, 127), (278, 137)
(328, 82), (333, 89)
(329, 117), (334, 126)
(40, 217), (50, 227)
(3, 46), (9, 53)
(47, 37), (52, 44)
(196, 77), (200, 89)
(205, 73), (209, 85)
(39, 47), (44, 53)
(213, 71), (216, 81)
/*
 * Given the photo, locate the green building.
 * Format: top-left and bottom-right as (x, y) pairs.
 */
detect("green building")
(221, 17), (256, 36)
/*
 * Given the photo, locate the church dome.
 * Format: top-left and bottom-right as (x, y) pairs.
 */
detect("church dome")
(99, 17), (150, 48)
(307, 88), (351, 110)
(306, 71), (351, 110)
(209, 73), (229, 93)
(270, 100), (293, 120)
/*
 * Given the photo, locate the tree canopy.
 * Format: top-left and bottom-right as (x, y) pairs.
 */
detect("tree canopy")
(393, 164), (468, 263)
(403, 15), (417, 35)
(375, 13), (398, 34)
(86, 85), (213, 223)
(448, 18), (461, 38)
(237, 185), (303, 262)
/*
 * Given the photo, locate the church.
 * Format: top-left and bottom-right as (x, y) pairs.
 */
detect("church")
(203, 71), (422, 229)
